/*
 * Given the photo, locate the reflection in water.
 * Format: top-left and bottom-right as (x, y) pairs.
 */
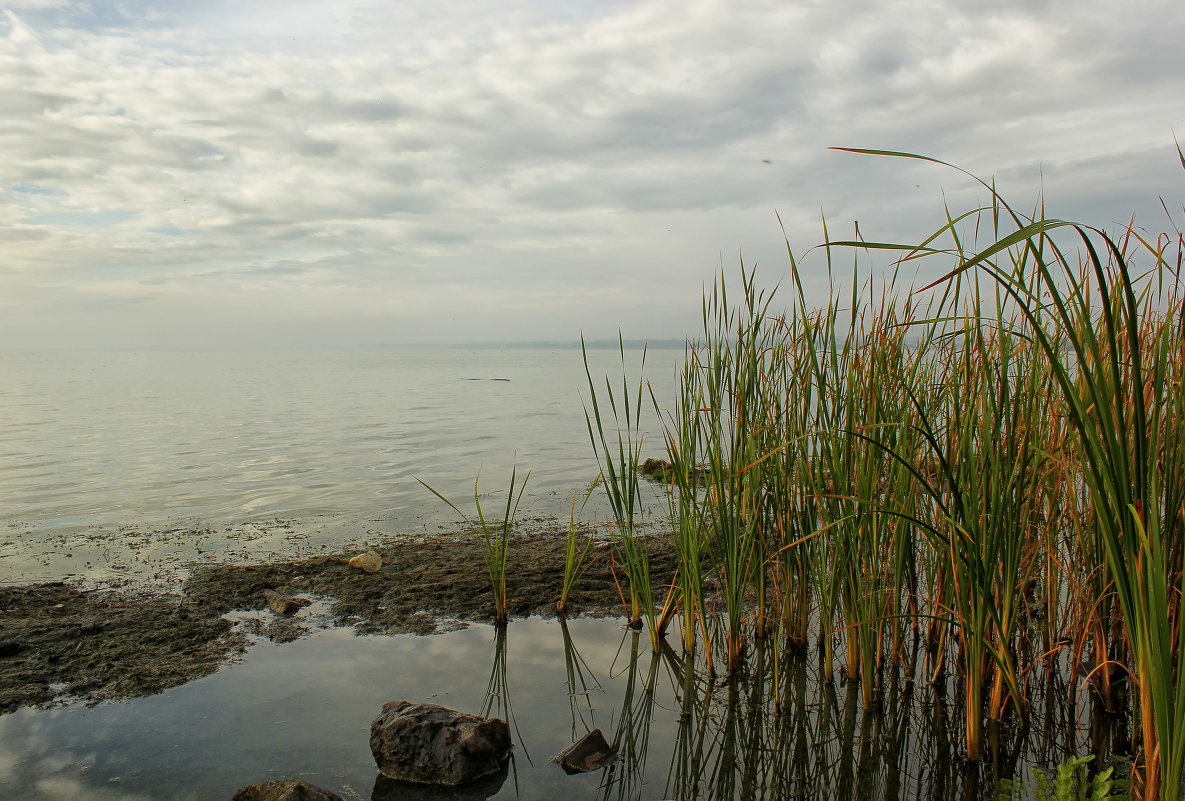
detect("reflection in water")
(560, 617), (604, 741)
(563, 625), (1131, 801)
(482, 625), (528, 762)
(0, 617), (1130, 801)
(372, 764), (509, 801)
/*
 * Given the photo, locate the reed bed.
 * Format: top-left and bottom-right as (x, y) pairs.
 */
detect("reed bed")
(583, 154), (1184, 798)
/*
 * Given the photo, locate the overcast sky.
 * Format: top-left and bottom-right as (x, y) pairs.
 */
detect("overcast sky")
(2, 0), (1182, 349)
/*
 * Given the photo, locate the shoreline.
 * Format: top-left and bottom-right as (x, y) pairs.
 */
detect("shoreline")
(0, 531), (676, 715)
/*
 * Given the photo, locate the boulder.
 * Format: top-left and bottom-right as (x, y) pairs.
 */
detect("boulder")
(370, 701), (511, 786)
(555, 728), (616, 773)
(230, 777), (343, 801)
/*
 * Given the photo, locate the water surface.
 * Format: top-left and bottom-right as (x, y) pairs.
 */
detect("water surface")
(0, 347), (676, 586)
(0, 616), (1107, 801)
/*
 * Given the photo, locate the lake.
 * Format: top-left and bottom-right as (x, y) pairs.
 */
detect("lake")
(0, 346), (677, 588)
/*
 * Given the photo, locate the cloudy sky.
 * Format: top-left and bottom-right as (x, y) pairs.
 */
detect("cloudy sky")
(2, 0), (1182, 349)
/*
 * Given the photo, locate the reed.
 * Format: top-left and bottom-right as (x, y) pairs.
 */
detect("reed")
(696, 268), (779, 675)
(418, 465), (529, 627)
(557, 482), (599, 617)
(572, 147), (1182, 792)
(830, 147), (1183, 796)
(654, 348), (713, 663)
(583, 335), (664, 651)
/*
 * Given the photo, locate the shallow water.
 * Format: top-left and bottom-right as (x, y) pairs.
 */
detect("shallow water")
(0, 615), (1123, 801)
(0, 347), (677, 587)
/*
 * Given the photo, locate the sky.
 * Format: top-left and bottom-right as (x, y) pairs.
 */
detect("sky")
(1, 0), (1183, 349)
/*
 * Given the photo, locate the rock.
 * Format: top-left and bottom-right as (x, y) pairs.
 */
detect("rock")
(555, 728), (615, 773)
(348, 551), (382, 573)
(230, 777), (343, 801)
(262, 590), (303, 615)
(0, 640), (23, 658)
(370, 701), (511, 786)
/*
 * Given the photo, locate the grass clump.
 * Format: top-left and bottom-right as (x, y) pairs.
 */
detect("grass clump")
(577, 146), (1184, 797)
(996, 755), (1124, 801)
(418, 465), (529, 627)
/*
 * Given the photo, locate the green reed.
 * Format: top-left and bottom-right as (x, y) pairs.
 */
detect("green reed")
(418, 465), (529, 627)
(697, 267), (781, 675)
(583, 335), (663, 650)
(557, 482), (599, 617)
(833, 147), (1184, 797)
(654, 347), (713, 664)
(571, 147), (1182, 792)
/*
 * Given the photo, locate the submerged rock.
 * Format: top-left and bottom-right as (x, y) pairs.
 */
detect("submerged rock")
(369, 701), (511, 786)
(230, 777), (343, 801)
(555, 728), (615, 773)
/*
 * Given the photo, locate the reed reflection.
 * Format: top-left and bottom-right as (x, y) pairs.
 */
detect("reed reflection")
(548, 618), (1135, 801)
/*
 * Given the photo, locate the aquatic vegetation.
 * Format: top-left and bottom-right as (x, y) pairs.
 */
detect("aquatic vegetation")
(417, 466), (529, 626)
(578, 149), (1184, 796)
(996, 754), (1123, 800)
(558, 483), (600, 617)
(583, 335), (666, 651)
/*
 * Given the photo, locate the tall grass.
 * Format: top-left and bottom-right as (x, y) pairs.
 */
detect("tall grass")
(830, 148), (1184, 796)
(583, 335), (665, 651)
(574, 147), (1183, 796)
(558, 483), (599, 617)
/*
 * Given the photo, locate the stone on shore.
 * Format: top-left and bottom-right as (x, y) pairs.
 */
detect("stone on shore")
(348, 551), (382, 573)
(261, 590), (303, 615)
(369, 701), (511, 786)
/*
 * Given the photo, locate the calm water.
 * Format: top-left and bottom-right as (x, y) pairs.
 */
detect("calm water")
(0, 615), (1109, 801)
(0, 347), (677, 587)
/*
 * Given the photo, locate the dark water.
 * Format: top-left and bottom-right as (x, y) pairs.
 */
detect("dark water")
(0, 615), (1123, 801)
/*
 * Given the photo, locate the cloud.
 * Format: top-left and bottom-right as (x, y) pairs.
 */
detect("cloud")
(0, 0), (1182, 349)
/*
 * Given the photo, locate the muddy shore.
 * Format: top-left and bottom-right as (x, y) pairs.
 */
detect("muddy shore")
(0, 533), (676, 715)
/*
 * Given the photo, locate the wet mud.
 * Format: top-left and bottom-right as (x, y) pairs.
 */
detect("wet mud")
(0, 533), (675, 714)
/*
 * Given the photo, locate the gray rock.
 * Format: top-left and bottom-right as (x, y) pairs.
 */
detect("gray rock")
(555, 728), (616, 773)
(370, 701), (511, 786)
(230, 777), (343, 801)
